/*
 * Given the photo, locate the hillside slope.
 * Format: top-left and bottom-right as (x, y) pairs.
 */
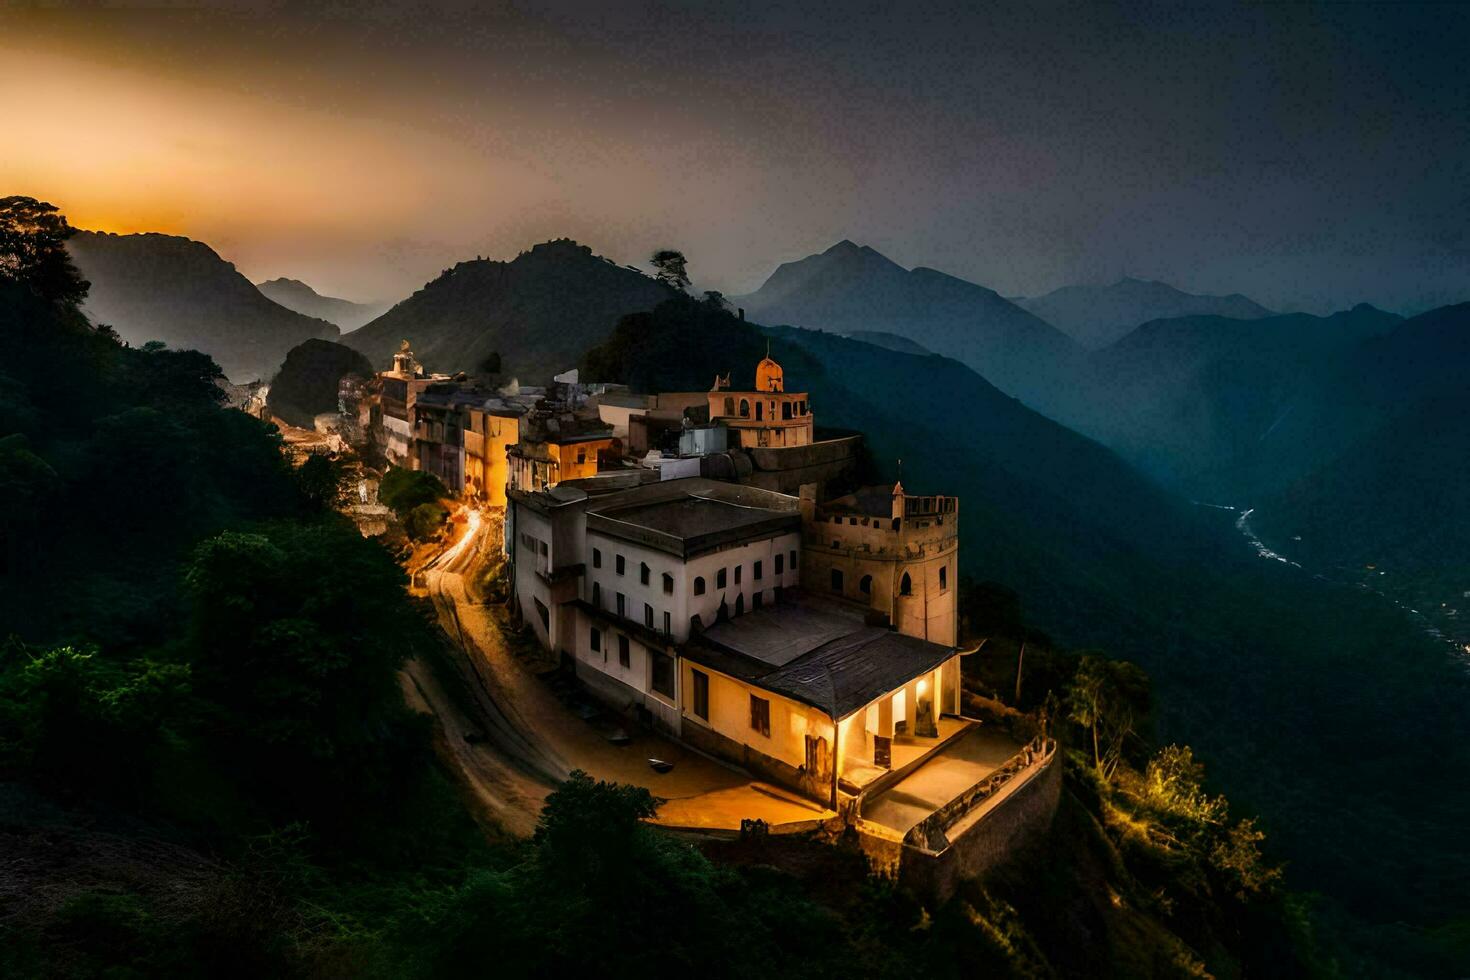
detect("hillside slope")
(342, 239), (673, 380)
(1061, 304), (1403, 499)
(736, 240), (1078, 408)
(1019, 278), (1273, 349)
(256, 277), (390, 330)
(67, 231), (338, 382)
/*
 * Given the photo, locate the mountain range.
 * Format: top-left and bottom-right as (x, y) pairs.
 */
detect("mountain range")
(1017, 278), (1274, 348)
(66, 231), (338, 382)
(256, 277), (390, 331)
(1055, 304), (1405, 499)
(341, 239), (674, 379)
(735, 240), (1077, 408)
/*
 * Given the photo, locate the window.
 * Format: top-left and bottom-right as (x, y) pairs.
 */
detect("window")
(749, 694), (770, 737)
(754, 560), (763, 581)
(663, 611), (672, 636)
(576, 449), (586, 465)
(644, 603), (654, 628)
(859, 574), (872, 595)
(939, 566), (948, 591)
(616, 592), (626, 617)
(735, 564), (742, 585)
(781, 402), (792, 420)
(592, 582), (601, 608)
(755, 401), (763, 420)
(618, 634), (630, 668)
(590, 627), (602, 653)
(830, 569), (844, 592)
(692, 669), (709, 720)
(790, 550), (797, 572)
(640, 562), (650, 586)
(662, 572), (674, 595)
(593, 548), (602, 568)
(716, 568), (727, 589)
(724, 397), (735, 416)
(900, 572), (913, 596)
(650, 650), (675, 698)
(694, 576), (706, 596)
(616, 554), (626, 575)
(775, 553), (784, 575)
(739, 399), (750, 418)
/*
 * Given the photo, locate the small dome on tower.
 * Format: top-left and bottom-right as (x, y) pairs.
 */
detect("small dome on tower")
(755, 344), (784, 392)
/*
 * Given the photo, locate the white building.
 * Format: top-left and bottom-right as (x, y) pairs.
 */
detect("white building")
(508, 477), (966, 809)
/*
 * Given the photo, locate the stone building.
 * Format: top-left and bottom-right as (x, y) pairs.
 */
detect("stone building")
(799, 482), (959, 647)
(706, 349), (814, 448)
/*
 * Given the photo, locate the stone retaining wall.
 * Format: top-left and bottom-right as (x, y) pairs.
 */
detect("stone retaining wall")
(898, 750), (1062, 903)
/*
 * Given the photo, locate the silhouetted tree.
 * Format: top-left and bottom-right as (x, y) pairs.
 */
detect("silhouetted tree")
(478, 350), (502, 377)
(0, 196), (89, 305)
(650, 248), (690, 291)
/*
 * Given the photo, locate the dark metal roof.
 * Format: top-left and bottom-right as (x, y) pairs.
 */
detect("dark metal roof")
(684, 596), (956, 719)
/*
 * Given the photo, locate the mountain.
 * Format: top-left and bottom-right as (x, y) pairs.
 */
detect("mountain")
(735, 240), (1078, 407)
(342, 239), (673, 380)
(256, 277), (390, 331)
(1059, 304), (1404, 499)
(1248, 303), (1470, 639)
(266, 338), (374, 429)
(584, 295), (1220, 648)
(1019, 278), (1274, 349)
(844, 330), (932, 355)
(67, 231), (338, 382)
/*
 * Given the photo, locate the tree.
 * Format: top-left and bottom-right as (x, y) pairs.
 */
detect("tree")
(378, 466), (447, 518)
(650, 249), (690, 291)
(0, 196), (89, 305)
(477, 351), (502, 378)
(295, 453), (344, 511)
(1066, 654), (1149, 780)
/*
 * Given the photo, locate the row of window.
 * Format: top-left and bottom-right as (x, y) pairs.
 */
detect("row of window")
(591, 585), (675, 636)
(591, 548), (799, 598)
(589, 626), (675, 697)
(829, 566), (947, 595)
(687, 666), (770, 739)
(721, 397), (809, 421)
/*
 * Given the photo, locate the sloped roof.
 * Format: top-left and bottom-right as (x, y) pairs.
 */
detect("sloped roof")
(684, 595), (956, 719)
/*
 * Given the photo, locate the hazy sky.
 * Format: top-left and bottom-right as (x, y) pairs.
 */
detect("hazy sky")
(3, 1), (1467, 313)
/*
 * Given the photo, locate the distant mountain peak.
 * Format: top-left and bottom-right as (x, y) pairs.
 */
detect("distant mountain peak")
(1020, 278), (1274, 349)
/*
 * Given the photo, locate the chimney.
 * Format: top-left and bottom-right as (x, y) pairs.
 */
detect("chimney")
(738, 307), (745, 321)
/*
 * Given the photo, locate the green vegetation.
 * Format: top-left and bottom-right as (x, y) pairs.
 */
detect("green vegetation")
(378, 466), (448, 540)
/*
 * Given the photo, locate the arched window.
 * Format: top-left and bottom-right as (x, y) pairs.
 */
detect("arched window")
(694, 576), (706, 596)
(739, 399), (750, 418)
(724, 397), (735, 416)
(900, 572), (913, 596)
(859, 574), (872, 595)
(781, 402), (792, 420)
(755, 401), (763, 420)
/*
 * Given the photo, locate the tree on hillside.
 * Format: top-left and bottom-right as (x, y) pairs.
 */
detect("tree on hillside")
(0, 196), (89, 305)
(1067, 653), (1150, 780)
(650, 249), (690, 291)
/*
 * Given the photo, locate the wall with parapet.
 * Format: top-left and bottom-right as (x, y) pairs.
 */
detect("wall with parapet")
(897, 750), (1062, 904)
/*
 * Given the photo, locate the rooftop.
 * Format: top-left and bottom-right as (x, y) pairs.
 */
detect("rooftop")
(584, 478), (800, 558)
(685, 594), (958, 719)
